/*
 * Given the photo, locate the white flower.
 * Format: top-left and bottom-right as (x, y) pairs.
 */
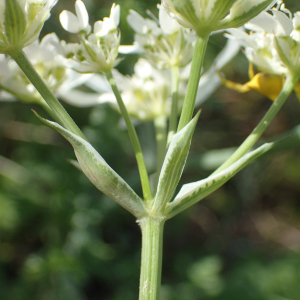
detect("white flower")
(124, 5), (195, 69)
(94, 3), (120, 37)
(60, 0), (91, 35)
(60, 38), (240, 119)
(59, 2), (121, 73)
(0, 0), (57, 54)
(161, 0), (278, 37)
(227, 2), (300, 76)
(89, 59), (174, 121)
(0, 33), (90, 104)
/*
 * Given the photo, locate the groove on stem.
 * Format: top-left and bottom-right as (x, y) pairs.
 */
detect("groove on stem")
(139, 216), (165, 300)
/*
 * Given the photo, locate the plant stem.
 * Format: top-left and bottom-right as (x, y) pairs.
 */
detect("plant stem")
(106, 71), (153, 201)
(139, 216), (165, 300)
(39, 100), (62, 123)
(177, 35), (209, 131)
(154, 115), (167, 191)
(11, 51), (87, 140)
(212, 74), (299, 175)
(168, 66), (180, 145)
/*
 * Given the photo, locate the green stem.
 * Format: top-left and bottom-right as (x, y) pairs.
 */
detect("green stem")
(154, 115), (167, 191)
(139, 216), (165, 300)
(168, 66), (180, 145)
(11, 51), (87, 140)
(177, 35), (209, 131)
(212, 74), (299, 175)
(106, 71), (153, 201)
(38, 100), (62, 123)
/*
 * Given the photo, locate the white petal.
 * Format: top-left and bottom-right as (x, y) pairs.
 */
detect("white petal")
(272, 9), (294, 36)
(118, 45), (143, 54)
(94, 21), (103, 34)
(127, 10), (145, 34)
(75, 0), (89, 29)
(134, 59), (153, 78)
(84, 74), (112, 93)
(245, 11), (278, 32)
(110, 4), (120, 27)
(60, 11), (80, 33)
(294, 12), (300, 30)
(59, 89), (106, 107)
(159, 4), (179, 34)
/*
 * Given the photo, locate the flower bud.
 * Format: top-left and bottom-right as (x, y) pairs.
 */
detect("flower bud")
(162, 0), (278, 37)
(0, 0), (57, 54)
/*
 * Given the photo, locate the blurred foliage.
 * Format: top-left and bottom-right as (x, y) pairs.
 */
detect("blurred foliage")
(1, 0), (300, 300)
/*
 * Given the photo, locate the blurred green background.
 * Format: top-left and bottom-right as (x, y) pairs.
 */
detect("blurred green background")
(1, 1), (300, 299)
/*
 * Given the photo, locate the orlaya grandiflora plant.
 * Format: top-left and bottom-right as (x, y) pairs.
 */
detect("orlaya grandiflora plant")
(162, 0), (279, 38)
(58, 0), (121, 73)
(0, 0), (57, 55)
(3, 1), (299, 300)
(122, 4), (196, 70)
(221, 1), (300, 101)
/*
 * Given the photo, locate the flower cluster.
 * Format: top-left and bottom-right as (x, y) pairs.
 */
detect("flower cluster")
(162, 0), (278, 38)
(84, 59), (178, 121)
(227, 1), (300, 77)
(63, 38), (240, 120)
(0, 0), (57, 54)
(58, 0), (121, 73)
(0, 33), (89, 105)
(125, 5), (195, 69)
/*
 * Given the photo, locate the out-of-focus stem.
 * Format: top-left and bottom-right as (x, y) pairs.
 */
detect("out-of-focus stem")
(168, 66), (180, 145)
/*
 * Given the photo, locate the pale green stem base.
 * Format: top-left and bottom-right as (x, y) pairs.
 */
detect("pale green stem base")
(154, 115), (167, 191)
(168, 66), (180, 145)
(106, 71), (153, 201)
(139, 217), (165, 300)
(177, 35), (209, 131)
(212, 74), (299, 175)
(11, 51), (86, 141)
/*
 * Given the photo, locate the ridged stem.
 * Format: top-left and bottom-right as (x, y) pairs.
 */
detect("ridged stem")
(139, 216), (165, 300)
(177, 35), (209, 131)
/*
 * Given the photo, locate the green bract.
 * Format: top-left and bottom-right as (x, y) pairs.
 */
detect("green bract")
(165, 137), (291, 219)
(0, 0), (57, 55)
(35, 112), (147, 219)
(161, 0), (278, 37)
(152, 111), (200, 213)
